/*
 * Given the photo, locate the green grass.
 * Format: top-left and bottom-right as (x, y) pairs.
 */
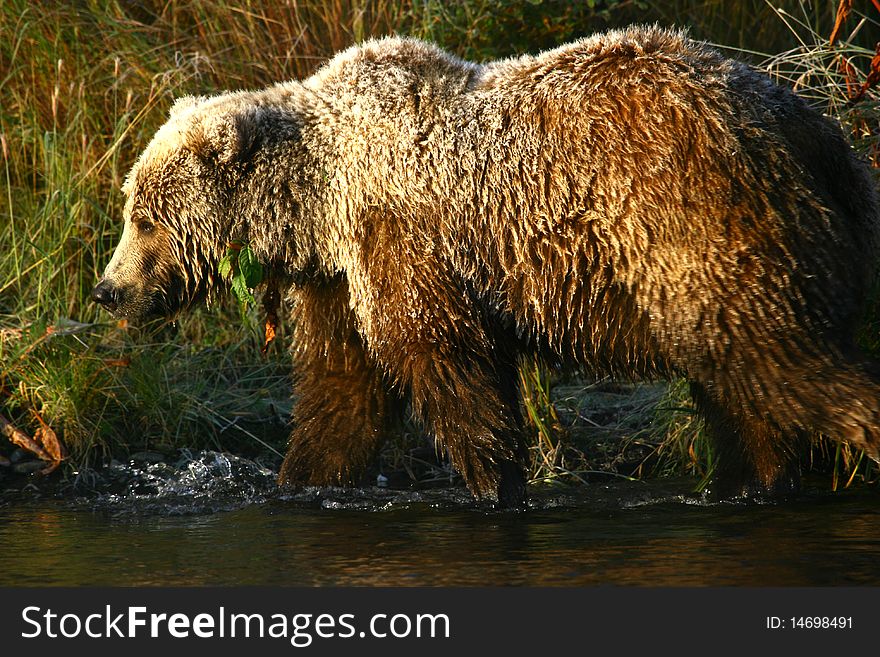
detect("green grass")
(1, 0), (878, 490)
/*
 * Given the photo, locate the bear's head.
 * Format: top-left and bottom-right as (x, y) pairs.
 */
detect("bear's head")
(92, 95), (267, 323)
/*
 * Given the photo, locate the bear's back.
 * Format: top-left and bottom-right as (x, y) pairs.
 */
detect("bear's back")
(305, 36), (480, 109)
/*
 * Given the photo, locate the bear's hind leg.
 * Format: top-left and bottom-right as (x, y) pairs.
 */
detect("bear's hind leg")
(279, 277), (398, 488)
(785, 356), (880, 466)
(689, 382), (805, 499)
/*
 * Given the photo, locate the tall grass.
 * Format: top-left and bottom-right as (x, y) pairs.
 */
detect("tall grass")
(1, 0), (878, 488)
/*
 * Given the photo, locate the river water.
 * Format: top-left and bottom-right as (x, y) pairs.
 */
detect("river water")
(1, 451), (878, 586)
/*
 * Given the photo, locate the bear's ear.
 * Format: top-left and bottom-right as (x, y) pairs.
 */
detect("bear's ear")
(188, 111), (258, 165)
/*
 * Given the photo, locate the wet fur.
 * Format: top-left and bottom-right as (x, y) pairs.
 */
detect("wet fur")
(98, 26), (880, 504)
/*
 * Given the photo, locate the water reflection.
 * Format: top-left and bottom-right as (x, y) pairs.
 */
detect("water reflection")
(1, 483), (878, 586)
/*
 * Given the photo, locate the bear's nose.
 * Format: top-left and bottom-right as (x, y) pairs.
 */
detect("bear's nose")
(91, 280), (117, 308)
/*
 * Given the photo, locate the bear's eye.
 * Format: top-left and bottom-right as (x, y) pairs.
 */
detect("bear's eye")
(137, 220), (156, 235)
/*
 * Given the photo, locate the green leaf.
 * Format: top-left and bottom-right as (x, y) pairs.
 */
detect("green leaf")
(231, 274), (256, 308)
(218, 253), (233, 280)
(238, 245), (264, 289)
(220, 241), (263, 323)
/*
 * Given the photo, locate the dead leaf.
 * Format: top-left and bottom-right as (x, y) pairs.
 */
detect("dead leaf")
(262, 316), (277, 354)
(838, 54), (860, 100)
(852, 42), (880, 103)
(32, 411), (66, 463)
(830, 0), (853, 47)
(261, 279), (281, 355)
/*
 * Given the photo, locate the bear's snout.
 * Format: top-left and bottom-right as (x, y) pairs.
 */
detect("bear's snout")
(91, 279), (118, 311)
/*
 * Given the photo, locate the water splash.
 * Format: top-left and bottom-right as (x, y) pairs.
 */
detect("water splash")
(54, 453), (722, 517)
(72, 450), (277, 515)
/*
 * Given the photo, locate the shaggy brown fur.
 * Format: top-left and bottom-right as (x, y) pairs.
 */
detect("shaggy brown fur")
(93, 25), (880, 505)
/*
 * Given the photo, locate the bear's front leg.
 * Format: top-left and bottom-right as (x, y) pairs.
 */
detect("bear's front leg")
(349, 258), (528, 506)
(279, 275), (397, 487)
(408, 352), (528, 507)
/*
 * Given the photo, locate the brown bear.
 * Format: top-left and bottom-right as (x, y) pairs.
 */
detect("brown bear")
(92, 25), (880, 506)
